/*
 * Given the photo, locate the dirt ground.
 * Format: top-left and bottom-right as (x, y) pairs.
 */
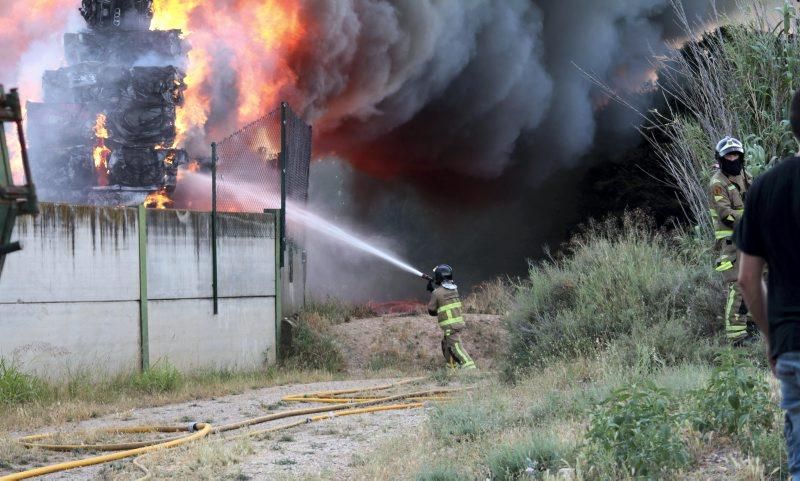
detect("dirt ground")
(0, 309), (769, 480)
(0, 313), (501, 480)
(1, 378), (448, 480)
(331, 313), (507, 372)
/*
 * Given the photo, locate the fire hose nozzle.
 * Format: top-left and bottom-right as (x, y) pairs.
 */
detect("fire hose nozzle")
(421, 274), (433, 281)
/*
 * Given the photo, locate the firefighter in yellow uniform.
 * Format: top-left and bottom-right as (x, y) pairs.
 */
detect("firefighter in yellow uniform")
(709, 136), (755, 345)
(427, 264), (476, 369)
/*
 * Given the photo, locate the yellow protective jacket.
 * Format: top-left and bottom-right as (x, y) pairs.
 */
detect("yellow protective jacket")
(427, 283), (465, 330)
(709, 169), (751, 278)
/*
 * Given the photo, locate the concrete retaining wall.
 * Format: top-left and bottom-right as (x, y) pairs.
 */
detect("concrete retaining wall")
(0, 204), (278, 379)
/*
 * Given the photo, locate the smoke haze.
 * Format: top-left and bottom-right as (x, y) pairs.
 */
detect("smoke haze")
(4, 0), (745, 298)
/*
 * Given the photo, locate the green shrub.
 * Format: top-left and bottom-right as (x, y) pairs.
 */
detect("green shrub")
(586, 382), (691, 478)
(126, 360), (183, 394)
(414, 466), (464, 481)
(746, 429), (786, 480)
(0, 359), (48, 405)
(506, 213), (722, 368)
(281, 318), (345, 372)
(428, 396), (513, 442)
(486, 433), (572, 480)
(691, 350), (775, 436)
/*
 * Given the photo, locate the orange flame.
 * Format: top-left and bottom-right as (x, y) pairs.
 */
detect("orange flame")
(186, 160), (201, 172)
(176, 159), (200, 182)
(4, 123), (25, 185)
(92, 113), (111, 186)
(144, 188), (173, 209)
(152, 0), (305, 141)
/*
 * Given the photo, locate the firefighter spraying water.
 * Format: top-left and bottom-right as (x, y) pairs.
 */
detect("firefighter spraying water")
(425, 264), (477, 370)
(284, 201), (477, 369)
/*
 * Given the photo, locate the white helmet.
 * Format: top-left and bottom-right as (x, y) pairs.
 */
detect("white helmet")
(715, 136), (744, 159)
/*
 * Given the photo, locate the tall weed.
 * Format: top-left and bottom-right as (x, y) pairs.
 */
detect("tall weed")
(0, 359), (48, 405)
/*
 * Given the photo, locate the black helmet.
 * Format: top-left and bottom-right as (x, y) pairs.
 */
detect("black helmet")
(433, 264), (453, 284)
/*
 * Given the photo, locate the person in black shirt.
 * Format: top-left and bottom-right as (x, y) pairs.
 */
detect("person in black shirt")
(736, 88), (800, 480)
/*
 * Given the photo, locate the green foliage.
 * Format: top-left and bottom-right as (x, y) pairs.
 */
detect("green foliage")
(280, 298), (360, 372)
(486, 433), (573, 480)
(690, 350), (775, 436)
(586, 382), (691, 478)
(0, 359), (48, 405)
(506, 213), (722, 369)
(720, 7), (800, 169)
(414, 466), (464, 481)
(649, 2), (800, 230)
(126, 360), (183, 394)
(281, 318), (345, 372)
(746, 428), (787, 480)
(428, 396), (512, 442)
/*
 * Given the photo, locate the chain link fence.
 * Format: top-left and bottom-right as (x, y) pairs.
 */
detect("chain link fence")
(211, 102), (312, 315)
(284, 104), (311, 206)
(213, 102), (311, 218)
(215, 107), (283, 214)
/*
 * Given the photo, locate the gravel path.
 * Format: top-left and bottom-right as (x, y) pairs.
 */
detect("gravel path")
(2, 378), (439, 480)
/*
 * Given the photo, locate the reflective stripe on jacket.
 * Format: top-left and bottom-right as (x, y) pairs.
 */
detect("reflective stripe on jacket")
(709, 169), (750, 276)
(428, 285), (465, 330)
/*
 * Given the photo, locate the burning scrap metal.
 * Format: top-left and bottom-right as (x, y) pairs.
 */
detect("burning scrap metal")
(27, 0), (189, 207)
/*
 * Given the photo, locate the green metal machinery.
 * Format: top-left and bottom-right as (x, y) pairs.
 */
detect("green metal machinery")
(0, 85), (38, 276)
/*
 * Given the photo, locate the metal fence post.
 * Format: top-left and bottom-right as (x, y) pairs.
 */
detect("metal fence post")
(211, 142), (219, 315)
(266, 208), (282, 362)
(137, 204), (150, 372)
(279, 102), (287, 268)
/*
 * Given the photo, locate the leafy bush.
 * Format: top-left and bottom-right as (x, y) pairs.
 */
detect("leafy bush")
(506, 212), (722, 368)
(691, 351), (775, 436)
(486, 433), (573, 480)
(586, 382), (691, 478)
(0, 359), (48, 405)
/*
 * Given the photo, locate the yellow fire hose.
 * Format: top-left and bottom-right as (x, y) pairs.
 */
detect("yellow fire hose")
(0, 423), (212, 481)
(1, 378), (458, 480)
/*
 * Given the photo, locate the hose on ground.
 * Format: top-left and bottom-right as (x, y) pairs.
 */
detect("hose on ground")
(0, 423), (212, 481)
(1, 378), (458, 480)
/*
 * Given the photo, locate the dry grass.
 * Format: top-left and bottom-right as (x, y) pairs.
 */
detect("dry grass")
(463, 277), (516, 316)
(94, 437), (255, 480)
(0, 368), (343, 433)
(345, 355), (784, 481)
(348, 358), (605, 480)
